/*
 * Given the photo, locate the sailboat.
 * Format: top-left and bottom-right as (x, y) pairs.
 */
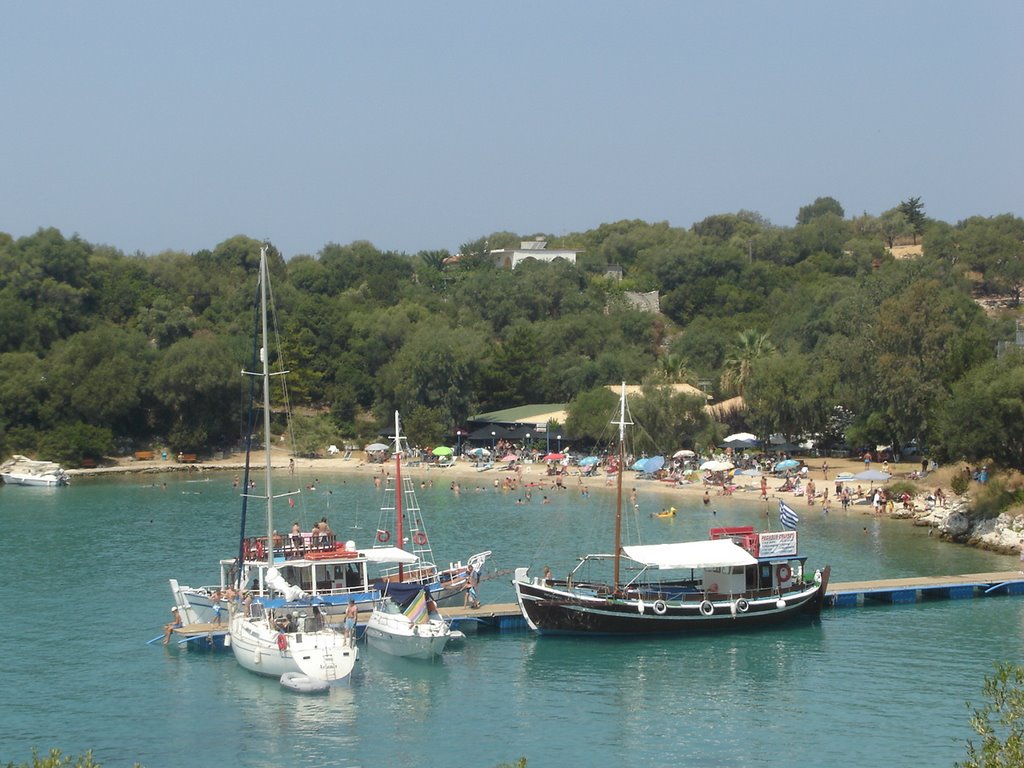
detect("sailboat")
(226, 245), (357, 683)
(511, 383), (831, 635)
(370, 411), (491, 607)
(364, 412), (454, 658)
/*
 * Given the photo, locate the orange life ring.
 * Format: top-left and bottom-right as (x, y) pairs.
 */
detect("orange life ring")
(277, 633), (288, 650)
(412, 531), (428, 546)
(776, 564), (792, 583)
(376, 530), (391, 544)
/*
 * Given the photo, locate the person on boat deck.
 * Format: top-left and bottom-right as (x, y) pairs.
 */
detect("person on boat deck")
(289, 522), (303, 551)
(344, 599), (358, 639)
(162, 607), (182, 645)
(543, 565), (553, 585)
(464, 564), (481, 609)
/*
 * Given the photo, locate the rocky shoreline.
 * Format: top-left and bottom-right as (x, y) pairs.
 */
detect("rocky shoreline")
(908, 498), (1024, 556)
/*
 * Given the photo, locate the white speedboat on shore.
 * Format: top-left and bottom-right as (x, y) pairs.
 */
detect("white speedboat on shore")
(0, 456), (70, 487)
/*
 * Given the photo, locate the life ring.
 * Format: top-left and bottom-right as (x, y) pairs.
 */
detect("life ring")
(376, 529), (391, 544)
(699, 600), (714, 616)
(736, 598), (749, 613)
(412, 531), (428, 546)
(776, 564), (792, 583)
(708, 583), (719, 593)
(653, 600), (667, 615)
(276, 633), (288, 651)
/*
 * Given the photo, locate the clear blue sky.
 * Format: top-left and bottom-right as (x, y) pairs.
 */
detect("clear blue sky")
(3, 2), (1021, 259)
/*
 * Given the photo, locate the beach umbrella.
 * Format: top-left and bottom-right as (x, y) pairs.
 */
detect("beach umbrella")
(673, 449), (696, 458)
(365, 442), (388, 452)
(544, 453), (566, 461)
(700, 460), (734, 472)
(724, 438), (759, 450)
(736, 468), (763, 477)
(431, 446), (453, 456)
(579, 456), (600, 466)
(644, 456), (666, 472)
(724, 432), (757, 443)
(630, 458), (648, 471)
(500, 454), (519, 462)
(774, 459), (800, 471)
(467, 447), (491, 457)
(854, 469), (892, 482)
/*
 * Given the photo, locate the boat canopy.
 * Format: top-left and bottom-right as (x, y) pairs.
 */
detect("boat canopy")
(362, 547), (419, 565)
(622, 539), (758, 570)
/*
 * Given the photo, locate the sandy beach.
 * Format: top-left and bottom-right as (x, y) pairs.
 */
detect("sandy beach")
(69, 448), (950, 511)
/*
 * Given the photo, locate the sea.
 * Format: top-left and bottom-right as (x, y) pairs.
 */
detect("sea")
(2, 468), (1022, 768)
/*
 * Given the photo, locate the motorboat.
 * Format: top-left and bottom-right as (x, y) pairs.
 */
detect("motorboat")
(364, 589), (451, 659)
(0, 456), (69, 487)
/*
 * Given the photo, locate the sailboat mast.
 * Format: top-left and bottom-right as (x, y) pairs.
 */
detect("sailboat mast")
(393, 410), (405, 582)
(260, 246), (274, 567)
(613, 382), (628, 589)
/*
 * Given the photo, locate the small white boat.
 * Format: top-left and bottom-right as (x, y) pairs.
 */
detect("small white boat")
(364, 590), (451, 659)
(280, 671), (330, 694)
(0, 456), (69, 487)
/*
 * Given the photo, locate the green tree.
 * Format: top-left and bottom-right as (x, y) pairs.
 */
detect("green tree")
(959, 663), (1024, 768)
(720, 330), (776, 397)
(796, 196), (844, 225)
(897, 196), (927, 243)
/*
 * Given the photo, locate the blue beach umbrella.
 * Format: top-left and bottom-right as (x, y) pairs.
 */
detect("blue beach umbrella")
(579, 456), (600, 466)
(774, 459), (800, 472)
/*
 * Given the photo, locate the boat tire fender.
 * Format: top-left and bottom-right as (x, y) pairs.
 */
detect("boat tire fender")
(699, 600), (714, 616)
(736, 598), (749, 613)
(653, 600), (667, 615)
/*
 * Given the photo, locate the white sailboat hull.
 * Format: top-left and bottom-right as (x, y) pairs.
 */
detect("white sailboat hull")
(229, 613), (357, 681)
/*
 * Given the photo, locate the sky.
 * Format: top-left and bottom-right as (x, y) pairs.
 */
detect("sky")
(2, 1), (1022, 259)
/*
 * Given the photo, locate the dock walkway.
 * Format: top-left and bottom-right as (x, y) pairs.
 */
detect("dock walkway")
(165, 572), (1024, 647)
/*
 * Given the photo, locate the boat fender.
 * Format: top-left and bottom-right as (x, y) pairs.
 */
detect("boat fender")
(776, 564), (791, 583)
(636, 599), (645, 614)
(699, 600), (714, 616)
(814, 569), (822, 585)
(775, 598), (787, 609)
(653, 600), (667, 615)
(376, 529), (391, 543)
(412, 531), (428, 546)
(736, 598), (749, 613)
(277, 633), (288, 651)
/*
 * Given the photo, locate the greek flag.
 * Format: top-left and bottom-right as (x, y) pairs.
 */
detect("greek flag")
(779, 500), (800, 530)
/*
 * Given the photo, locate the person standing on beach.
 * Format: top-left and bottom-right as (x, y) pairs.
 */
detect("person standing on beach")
(821, 461), (828, 480)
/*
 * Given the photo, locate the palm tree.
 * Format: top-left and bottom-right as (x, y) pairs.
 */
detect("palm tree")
(653, 352), (692, 384)
(720, 330), (775, 397)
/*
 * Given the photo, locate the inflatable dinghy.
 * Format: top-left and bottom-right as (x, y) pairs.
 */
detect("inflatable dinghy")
(280, 672), (330, 694)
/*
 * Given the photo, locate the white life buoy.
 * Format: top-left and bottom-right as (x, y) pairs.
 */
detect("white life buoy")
(653, 600), (667, 615)
(699, 600), (714, 616)
(776, 563), (792, 583)
(736, 598), (750, 613)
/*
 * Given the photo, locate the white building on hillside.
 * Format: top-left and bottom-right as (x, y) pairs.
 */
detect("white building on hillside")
(491, 238), (581, 269)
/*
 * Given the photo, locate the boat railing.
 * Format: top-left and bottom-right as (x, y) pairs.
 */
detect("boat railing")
(241, 534), (358, 561)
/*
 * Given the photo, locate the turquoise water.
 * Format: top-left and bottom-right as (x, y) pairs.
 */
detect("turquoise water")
(1, 471), (1021, 768)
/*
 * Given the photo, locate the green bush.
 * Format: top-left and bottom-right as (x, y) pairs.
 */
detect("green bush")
(969, 477), (1024, 522)
(4, 748), (141, 768)
(951, 473), (970, 495)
